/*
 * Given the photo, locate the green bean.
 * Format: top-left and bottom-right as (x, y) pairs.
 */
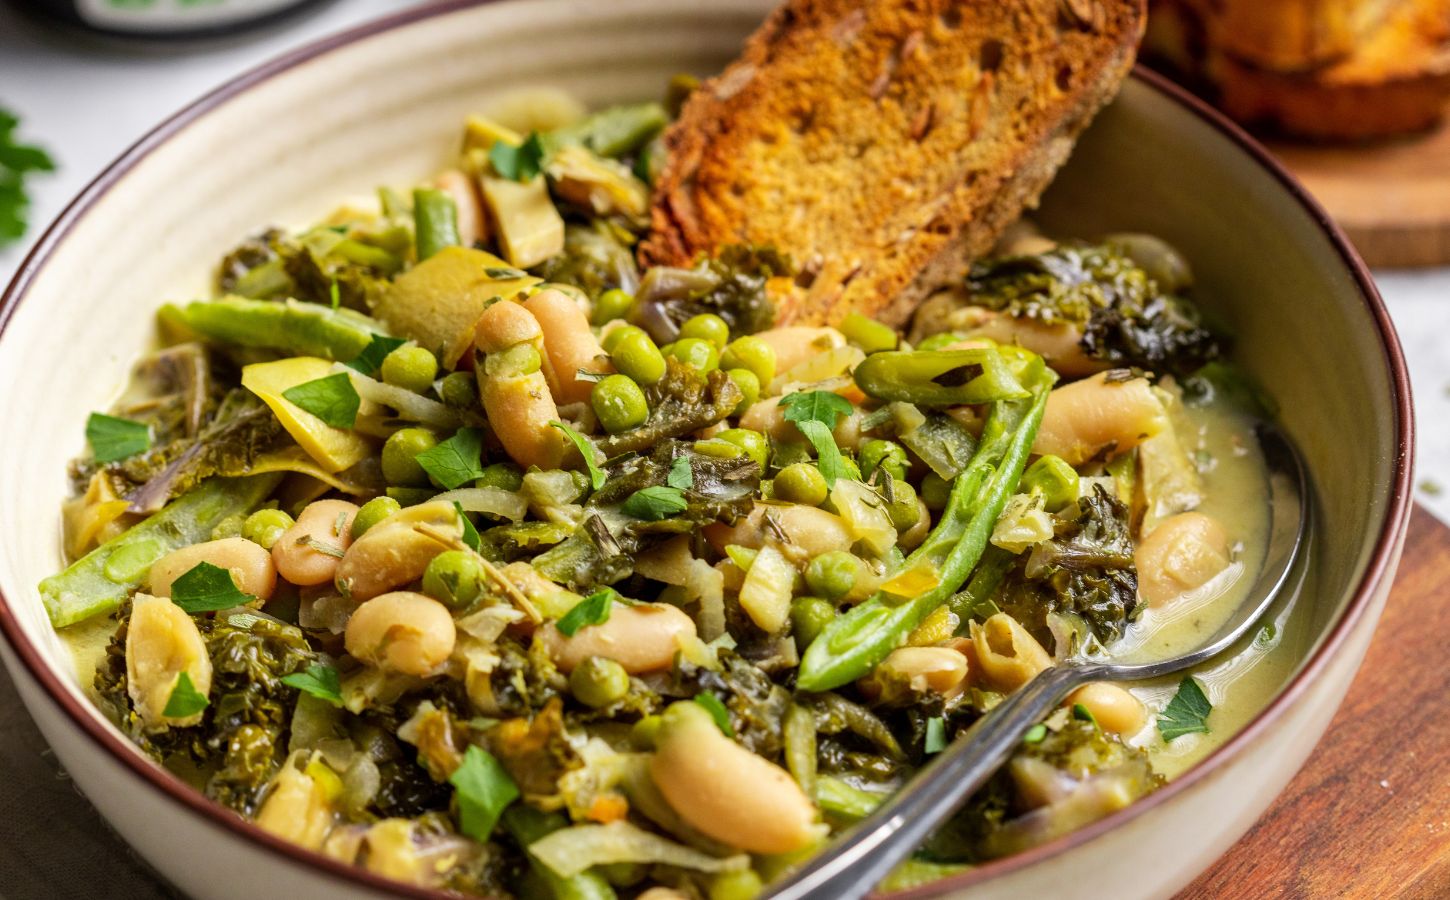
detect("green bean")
(796, 361), (1055, 692)
(947, 545), (1016, 626)
(183, 297), (381, 361)
(853, 348), (1029, 407)
(412, 188), (460, 261)
(839, 312), (898, 354)
(1021, 454), (1079, 512)
(39, 475), (282, 627)
(503, 807), (618, 900)
(552, 102), (667, 158)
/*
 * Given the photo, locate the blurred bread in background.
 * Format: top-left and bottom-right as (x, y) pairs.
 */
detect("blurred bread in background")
(1147, 0), (1450, 139)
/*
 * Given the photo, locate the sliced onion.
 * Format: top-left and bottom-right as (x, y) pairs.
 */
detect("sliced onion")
(528, 821), (748, 879)
(432, 487), (528, 522)
(331, 363), (462, 428)
(769, 345), (864, 395)
(830, 480), (896, 558)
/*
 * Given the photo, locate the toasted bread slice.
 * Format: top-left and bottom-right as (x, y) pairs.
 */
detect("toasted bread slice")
(1150, 0), (1450, 139)
(640, 0), (1147, 327)
(1174, 0), (1403, 72)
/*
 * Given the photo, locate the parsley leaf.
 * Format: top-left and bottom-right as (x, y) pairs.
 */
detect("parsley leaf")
(694, 692), (734, 737)
(455, 502), (481, 553)
(85, 413), (151, 463)
(416, 427), (486, 490)
(557, 588), (615, 636)
(488, 132), (548, 182)
(282, 372), (360, 429)
(550, 421), (606, 491)
(621, 485), (689, 521)
(924, 716), (947, 754)
(780, 390), (855, 487)
(346, 334), (407, 375)
(1072, 703), (1098, 727)
(161, 671), (209, 718)
(170, 561), (256, 613)
(667, 455), (694, 490)
(0, 110), (56, 248)
(280, 663), (343, 707)
(449, 745), (519, 841)
(1158, 676), (1213, 741)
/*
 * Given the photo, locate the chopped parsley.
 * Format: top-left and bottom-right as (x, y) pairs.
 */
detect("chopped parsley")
(415, 427), (486, 490)
(622, 485), (688, 521)
(1072, 702), (1098, 727)
(694, 692), (734, 737)
(667, 455), (694, 490)
(550, 420), (606, 490)
(282, 372), (360, 429)
(557, 588), (615, 636)
(161, 671), (209, 718)
(1157, 676), (1213, 742)
(455, 502), (481, 553)
(169, 561), (255, 613)
(85, 413), (152, 463)
(780, 390), (855, 486)
(489, 132), (549, 182)
(449, 745), (520, 841)
(0, 110), (56, 248)
(280, 663), (343, 707)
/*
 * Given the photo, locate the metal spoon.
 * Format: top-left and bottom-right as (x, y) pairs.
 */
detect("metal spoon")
(766, 424), (1308, 900)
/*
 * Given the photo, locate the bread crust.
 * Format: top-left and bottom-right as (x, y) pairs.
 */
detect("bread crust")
(1175, 0), (1403, 72)
(640, 0), (1147, 327)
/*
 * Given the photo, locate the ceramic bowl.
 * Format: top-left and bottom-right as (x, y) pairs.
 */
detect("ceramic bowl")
(0, 1), (1413, 898)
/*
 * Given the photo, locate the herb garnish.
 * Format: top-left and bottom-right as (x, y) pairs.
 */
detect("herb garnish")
(281, 663), (343, 707)
(550, 421), (606, 490)
(415, 427), (486, 490)
(449, 745), (520, 841)
(169, 561), (255, 613)
(667, 455), (694, 490)
(694, 692), (734, 737)
(0, 110), (56, 248)
(86, 413), (152, 463)
(162, 671), (209, 718)
(346, 334), (408, 375)
(1158, 676), (1213, 741)
(557, 587), (615, 636)
(282, 372), (361, 429)
(780, 390), (855, 487)
(455, 501), (481, 552)
(621, 485), (689, 521)
(489, 132), (549, 182)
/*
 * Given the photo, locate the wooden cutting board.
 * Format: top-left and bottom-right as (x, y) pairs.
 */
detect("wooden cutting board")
(1176, 505), (1450, 899)
(1268, 124), (1450, 269)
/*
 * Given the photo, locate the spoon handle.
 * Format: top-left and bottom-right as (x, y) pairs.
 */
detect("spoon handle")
(767, 663), (1089, 900)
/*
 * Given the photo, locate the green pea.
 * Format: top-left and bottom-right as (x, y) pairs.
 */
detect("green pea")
(421, 549), (488, 611)
(569, 656), (630, 708)
(720, 335), (776, 385)
(839, 312), (898, 354)
(790, 596), (836, 649)
(382, 427), (440, 486)
(380, 344), (439, 394)
(667, 337), (719, 373)
(597, 862), (646, 887)
(592, 288), (634, 326)
(241, 508), (293, 549)
(680, 313), (730, 347)
(484, 342), (541, 377)
(591, 374), (650, 434)
(726, 367), (760, 415)
(386, 486), (437, 506)
(716, 428), (768, 471)
(601, 323), (646, 354)
(610, 329), (667, 385)
(210, 512), (247, 541)
(709, 869), (765, 900)
(437, 371), (477, 408)
(351, 496), (402, 539)
(884, 479), (920, 531)
(693, 438), (744, 460)
(859, 439), (909, 483)
(631, 714), (663, 750)
(805, 551), (858, 601)
(476, 462), (524, 492)
(775, 462), (829, 506)
(921, 471), (952, 511)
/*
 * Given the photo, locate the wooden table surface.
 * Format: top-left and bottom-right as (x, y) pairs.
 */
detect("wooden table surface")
(1178, 505), (1450, 899)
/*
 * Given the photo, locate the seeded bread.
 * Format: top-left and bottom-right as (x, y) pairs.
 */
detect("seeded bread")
(1173, 0), (1403, 72)
(639, 0), (1148, 327)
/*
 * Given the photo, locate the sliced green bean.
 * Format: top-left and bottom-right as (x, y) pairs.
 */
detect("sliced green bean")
(413, 188), (461, 261)
(853, 348), (1029, 407)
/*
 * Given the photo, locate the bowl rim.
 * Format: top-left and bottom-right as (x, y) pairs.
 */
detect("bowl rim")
(0, 2), (1415, 897)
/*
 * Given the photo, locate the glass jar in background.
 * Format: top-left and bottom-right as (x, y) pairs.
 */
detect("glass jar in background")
(9, 0), (328, 39)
